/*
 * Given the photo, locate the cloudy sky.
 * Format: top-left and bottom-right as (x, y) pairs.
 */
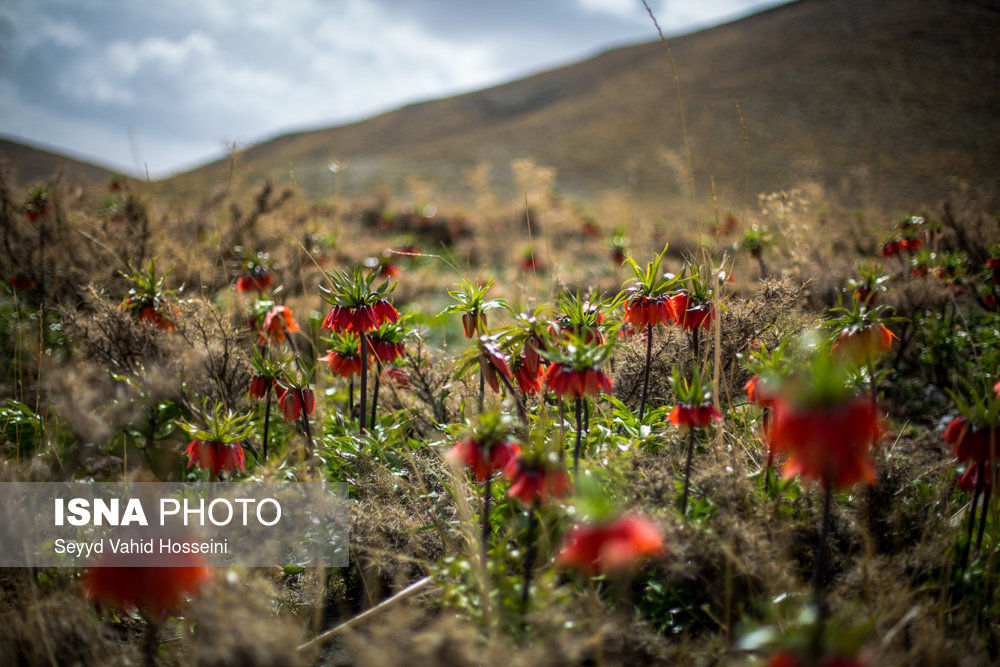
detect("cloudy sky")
(0, 0), (788, 177)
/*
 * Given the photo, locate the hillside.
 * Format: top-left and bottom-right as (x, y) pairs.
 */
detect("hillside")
(0, 136), (117, 187)
(164, 0), (1000, 212)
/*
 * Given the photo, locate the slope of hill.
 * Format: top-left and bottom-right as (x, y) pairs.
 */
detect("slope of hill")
(0, 136), (118, 187)
(171, 0), (1000, 211)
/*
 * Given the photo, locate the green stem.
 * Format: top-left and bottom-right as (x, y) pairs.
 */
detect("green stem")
(359, 333), (368, 435)
(810, 479), (834, 656)
(481, 476), (493, 559)
(573, 397), (583, 476)
(521, 503), (538, 615)
(639, 323), (653, 420)
(961, 456), (987, 570)
(681, 429), (695, 514)
(296, 388), (315, 454)
(262, 384), (272, 462)
(370, 360), (382, 429)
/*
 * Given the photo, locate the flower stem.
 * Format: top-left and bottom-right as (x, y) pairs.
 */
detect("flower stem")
(692, 326), (700, 361)
(348, 377), (354, 416)
(497, 373), (528, 427)
(811, 479), (834, 655)
(359, 333), (368, 435)
(370, 360), (381, 429)
(143, 616), (160, 667)
(961, 456), (987, 570)
(262, 384), (273, 462)
(639, 323), (653, 420)
(296, 389), (315, 454)
(478, 368), (485, 413)
(977, 474), (991, 550)
(681, 429), (695, 515)
(573, 397), (583, 476)
(481, 476), (493, 560)
(521, 502), (538, 615)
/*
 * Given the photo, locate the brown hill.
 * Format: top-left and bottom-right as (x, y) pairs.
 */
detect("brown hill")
(0, 136), (118, 187)
(170, 0), (1000, 210)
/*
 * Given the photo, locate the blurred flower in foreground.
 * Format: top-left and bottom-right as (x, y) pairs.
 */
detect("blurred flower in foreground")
(556, 515), (663, 575)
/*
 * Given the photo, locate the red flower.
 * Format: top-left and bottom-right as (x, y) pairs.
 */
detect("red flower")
(83, 562), (209, 617)
(623, 296), (674, 329)
(523, 334), (544, 375)
(832, 323), (896, 362)
(138, 306), (174, 331)
(185, 439), (246, 475)
(669, 403), (723, 433)
(479, 341), (513, 392)
(515, 360), (544, 395)
(505, 457), (571, 505)
(8, 275), (34, 290)
(379, 263), (401, 278)
(385, 367), (411, 389)
(556, 515), (664, 575)
(277, 387), (315, 421)
(450, 437), (521, 481)
(910, 264), (929, 278)
(322, 299), (398, 333)
(745, 374), (777, 408)
(248, 375), (274, 398)
(767, 396), (880, 489)
(258, 305), (299, 345)
(461, 311), (485, 338)
(988, 257), (1000, 271)
(880, 241), (900, 257)
(958, 462), (994, 493)
(994, 380), (1000, 397)
(236, 271), (274, 292)
(319, 350), (365, 377)
(670, 292), (714, 331)
(899, 237), (923, 252)
(519, 254), (543, 272)
(367, 338), (405, 364)
(543, 363), (612, 399)
(944, 417), (999, 465)
(767, 651), (864, 667)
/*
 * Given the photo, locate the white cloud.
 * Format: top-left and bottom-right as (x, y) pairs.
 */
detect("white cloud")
(577, 0), (642, 20)
(0, 0), (791, 176)
(105, 32), (215, 78)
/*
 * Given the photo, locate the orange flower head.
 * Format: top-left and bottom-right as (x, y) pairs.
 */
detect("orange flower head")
(322, 299), (398, 334)
(623, 296), (674, 329)
(259, 305), (299, 345)
(556, 515), (664, 575)
(745, 374), (777, 408)
(277, 387), (315, 421)
(670, 292), (714, 331)
(543, 363), (612, 399)
(185, 439), (246, 475)
(504, 456), (571, 506)
(944, 417), (999, 465)
(450, 437), (520, 482)
(767, 396), (880, 489)
(478, 338), (513, 393)
(832, 323), (896, 363)
(248, 375), (274, 398)
(514, 359), (544, 395)
(236, 269), (273, 292)
(84, 562), (209, 618)
(668, 403), (723, 434)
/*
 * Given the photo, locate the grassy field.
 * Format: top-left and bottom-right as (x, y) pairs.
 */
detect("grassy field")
(1, 148), (999, 665)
